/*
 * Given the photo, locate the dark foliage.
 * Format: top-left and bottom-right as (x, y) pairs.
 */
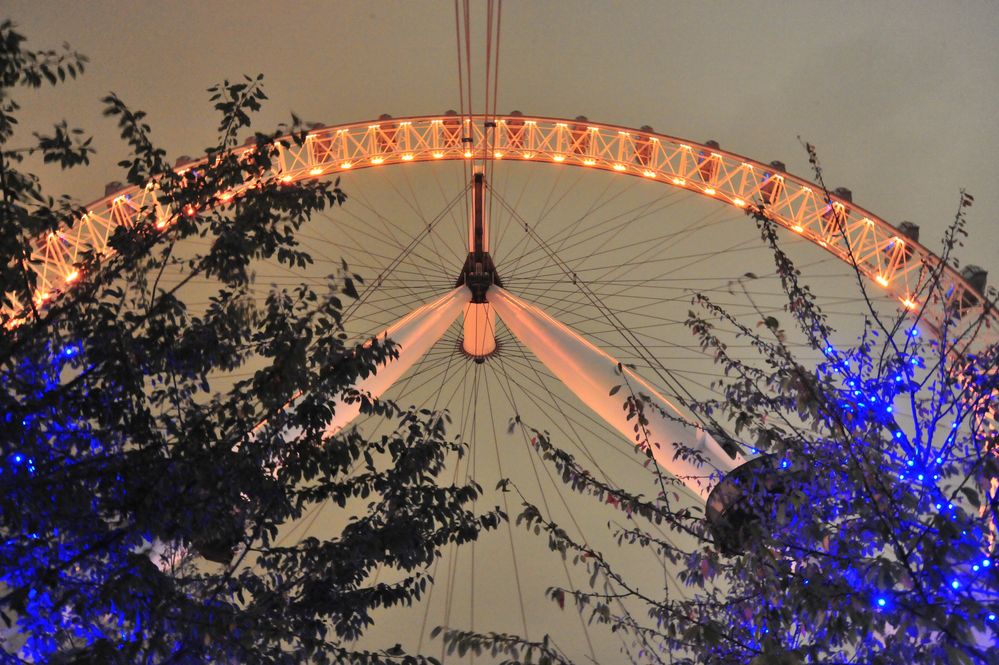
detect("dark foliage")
(0, 22), (500, 664)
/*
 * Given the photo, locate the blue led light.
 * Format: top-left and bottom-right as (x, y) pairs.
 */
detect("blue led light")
(12, 454), (23, 464)
(984, 559), (992, 568)
(951, 580), (960, 590)
(908, 327), (919, 337)
(876, 597), (886, 608)
(989, 613), (997, 622)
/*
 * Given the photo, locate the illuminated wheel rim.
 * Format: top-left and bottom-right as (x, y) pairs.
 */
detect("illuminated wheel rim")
(16, 114), (994, 338)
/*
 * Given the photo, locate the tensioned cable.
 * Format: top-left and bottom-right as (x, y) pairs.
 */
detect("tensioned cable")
(483, 1), (493, 173)
(491, 351), (599, 663)
(490, 188), (721, 436)
(489, 332), (704, 577)
(453, 0), (466, 124)
(499, 169), (650, 282)
(468, 361), (482, 664)
(439, 337), (480, 661)
(463, 0), (475, 233)
(482, 373), (531, 640)
(490, 189), (853, 410)
(503, 196), (736, 287)
(393, 340), (461, 655)
(454, 0), (472, 228)
(338, 184), (470, 324)
(323, 185), (457, 281)
(360, 170), (461, 276)
(490, 348), (693, 662)
(492, 343), (700, 502)
(483, 0), (502, 242)
(511, 168), (659, 273)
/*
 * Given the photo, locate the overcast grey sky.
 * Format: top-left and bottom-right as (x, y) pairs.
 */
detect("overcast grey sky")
(6, 2), (998, 661)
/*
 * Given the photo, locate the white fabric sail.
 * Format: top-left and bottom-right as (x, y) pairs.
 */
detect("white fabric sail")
(461, 302), (497, 357)
(490, 286), (742, 499)
(324, 285), (471, 436)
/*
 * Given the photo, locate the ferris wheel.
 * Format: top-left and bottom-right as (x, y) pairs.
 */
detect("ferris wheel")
(12, 109), (997, 661)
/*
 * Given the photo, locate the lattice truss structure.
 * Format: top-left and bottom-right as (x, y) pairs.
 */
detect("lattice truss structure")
(16, 114), (994, 345)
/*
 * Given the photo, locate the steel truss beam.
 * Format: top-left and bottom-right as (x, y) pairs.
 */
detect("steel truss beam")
(9, 115), (994, 350)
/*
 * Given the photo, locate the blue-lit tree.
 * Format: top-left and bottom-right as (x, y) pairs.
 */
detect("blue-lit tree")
(0, 23), (499, 664)
(444, 159), (998, 662)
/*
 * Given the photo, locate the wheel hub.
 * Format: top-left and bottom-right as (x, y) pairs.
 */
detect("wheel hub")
(454, 169), (501, 359)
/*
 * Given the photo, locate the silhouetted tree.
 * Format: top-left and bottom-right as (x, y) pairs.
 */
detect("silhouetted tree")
(0, 22), (499, 664)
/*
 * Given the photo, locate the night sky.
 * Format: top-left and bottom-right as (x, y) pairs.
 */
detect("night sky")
(8, 1), (998, 271)
(6, 1), (998, 661)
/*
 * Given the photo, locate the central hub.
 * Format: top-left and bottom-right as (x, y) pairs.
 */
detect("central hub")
(457, 252), (501, 303)
(455, 170), (501, 360)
